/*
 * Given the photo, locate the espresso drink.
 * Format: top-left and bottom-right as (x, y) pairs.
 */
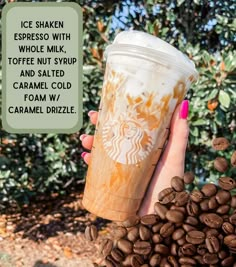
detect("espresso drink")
(83, 31), (198, 221)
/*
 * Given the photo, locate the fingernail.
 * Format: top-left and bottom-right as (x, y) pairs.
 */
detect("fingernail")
(88, 110), (96, 117)
(81, 152), (87, 158)
(79, 134), (86, 141)
(179, 100), (189, 119)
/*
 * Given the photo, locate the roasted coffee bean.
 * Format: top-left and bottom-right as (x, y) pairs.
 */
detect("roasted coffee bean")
(224, 234), (236, 247)
(212, 137), (230, 151)
(200, 199), (209, 211)
(217, 204), (230, 214)
(133, 241), (152, 255)
(154, 244), (169, 255)
(111, 248), (124, 262)
(160, 257), (171, 267)
(130, 254), (144, 267)
(172, 228), (185, 241)
(105, 255), (117, 267)
(140, 265), (149, 267)
(205, 236), (220, 253)
(141, 214), (158, 225)
(203, 213), (223, 228)
(166, 210), (184, 223)
(231, 151), (236, 167)
(187, 201), (199, 216)
(175, 191), (189, 206)
(216, 190), (231, 205)
(181, 243), (196, 256)
(219, 177), (236, 190)
(160, 222), (175, 238)
(183, 172), (194, 184)
(177, 237), (186, 246)
(218, 250), (228, 260)
(114, 226), (127, 239)
(127, 227), (139, 242)
(167, 255), (178, 267)
(139, 225), (151, 241)
(122, 215), (140, 228)
(122, 255), (132, 266)
(152, 222), (164, 233)
(203, 253), (219, 264)
(154, 202), (168, 220)
(223, 214), (230, 222)
(152, 233), (163, 243)
(117, 239), (133, 254)
(194, 255), (205, 264)
(197, 244), (208, 255)
(221, 256), (235, 266)
(201, 184), (217, 197)
(85, 225), (98, 241)
(149, 254), (161, 266)
(190, 190), (204, 203)
(185, 216), (198, 226)
(186, 230), (205, 244)
(171, 176), (184, 192)
(158, 188), (175, 204)
(171, 243), (178, 256)
(170, 205), (186, 213)
(208, 196), (218, 209)
(100, 238), (113, 257)
(182, 223), (196, 232)
(229, 213), (236, 225)
(206, 229), (219, 237)
(214, 157), (228, 172)
(231, 196), (236, 208)
(179, 257), (196, 265)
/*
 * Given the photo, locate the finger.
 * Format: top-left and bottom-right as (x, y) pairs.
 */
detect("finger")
(81, 135), (94, 150)
(88, 111), (98, 125)
(81, 152), (91, 165)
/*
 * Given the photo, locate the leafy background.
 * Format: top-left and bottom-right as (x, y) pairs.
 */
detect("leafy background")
(0, 0), (235, 205)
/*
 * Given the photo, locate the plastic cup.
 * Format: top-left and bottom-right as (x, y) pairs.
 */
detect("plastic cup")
(82, 31), (198, 221)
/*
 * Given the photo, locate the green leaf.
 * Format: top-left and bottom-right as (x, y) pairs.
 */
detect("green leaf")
(205, 89), (218, 101)
(192, 119), (206, 126)
(219, 91), (230, 108)
(177, 0), (185, 6)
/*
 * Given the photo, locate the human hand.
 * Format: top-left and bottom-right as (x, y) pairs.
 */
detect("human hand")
(80, 100), (189, 216)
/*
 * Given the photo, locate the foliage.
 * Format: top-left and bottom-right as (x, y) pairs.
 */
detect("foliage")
(0, 0), (235, 204)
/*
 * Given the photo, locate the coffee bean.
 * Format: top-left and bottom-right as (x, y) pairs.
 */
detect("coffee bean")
(172, 228), (185, 241)
(187, 201), (199, 216)
(105, 255), (117, 267)
(85, 225), (98, 241)
(117, 239), (133, 254)
(158, 188), (175, 204)
(141, 214), (158, 225)
(122, 215), (140, 228)
(154, 202), (168, 220)
(185, 216), (198, 226)
(164, 236), (172, 246)
(224, 234), (236, 247)
(218, 250), (228, 260)
(205, 236), (220, 253)
(160, 222), (175, 238)
(170, 205), (186, 214)
(229, 213), (236, 225)
(219, 177), (236, 190)
(175, 191), (189, 206)
(206, 229), (219, 237)
(114, 227), (127, 239)
(133, 241), (152, 255)
(203, 213), (224, 228)
(214, 157), (228, 172)
(152, 222), (164, 233)
(200, 199), (209, 211)
(222, 222), (235, 235)
(139, 225), (151, 241)
(186, 230), (205, 244)
(208, 196), (218, 209)
(127, 227), (139, 242)
(183, 172), (194, 184)
(111, 248), (124, 262)
(203, 253), (219, 264)
(171, 176), (184, 192)
(167, 255), (178, 267)
(152, 233), (163, 243)
(154, 244), (169, 255)
(100, 238), (113, 257)
(179, 257), (196, 265)
(201, 184), (217, 197)
(170, 243), (178, 256)
(140, 265), (149, 267)
(190, 190), (204, 203)
(197, 244), (208, 255)
(231, 151), (236, 167)
(217, 204), (230, 214)
(149, 254), (161, 266)
(181, 243), (196, 256)
(177, 237), (186, 246)
(216, 190), (231, 204)
(166, 210), (184, 223)
(182, 223), (196, 232)
(194, 255), (205, 264)
(221, 256), (235, 266)
(231, 196), (236, 208)
(212, 137), (230, 151)
(130, 254), (144, 267)
(160, 257), (171, 267)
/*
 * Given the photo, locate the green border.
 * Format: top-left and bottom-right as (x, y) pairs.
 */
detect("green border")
(2, 2), (83, 134)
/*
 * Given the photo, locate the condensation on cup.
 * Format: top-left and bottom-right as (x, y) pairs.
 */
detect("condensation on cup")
(82, 31), (198, 221)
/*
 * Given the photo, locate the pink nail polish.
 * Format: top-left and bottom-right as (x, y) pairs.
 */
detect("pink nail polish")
(79, 134), (86, 141)
(88, 110), (96, 117)
(179, 100), (189, 119)
(81, 152), (87, 158)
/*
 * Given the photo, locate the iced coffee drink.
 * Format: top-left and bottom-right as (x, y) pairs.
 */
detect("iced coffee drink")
(82, 31), (198, 221)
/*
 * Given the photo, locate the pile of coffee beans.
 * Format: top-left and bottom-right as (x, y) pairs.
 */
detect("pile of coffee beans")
(85, 137), (236, 266)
